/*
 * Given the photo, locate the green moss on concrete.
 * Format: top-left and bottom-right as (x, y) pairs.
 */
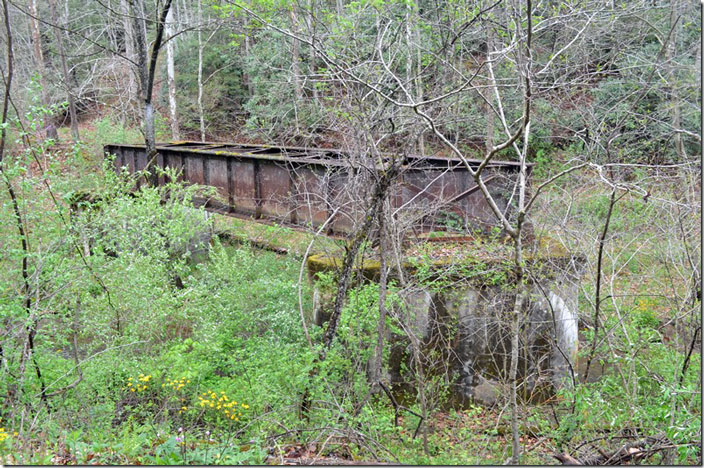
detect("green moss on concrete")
(307, 235), (577, 287)
(212, 213), (577, 288)
(307, 253), (382, 279)
(213, 214), (341, 258)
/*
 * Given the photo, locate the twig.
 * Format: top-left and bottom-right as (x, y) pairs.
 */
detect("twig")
(679, 325), (701, 386)
(377, 381), (424, 440)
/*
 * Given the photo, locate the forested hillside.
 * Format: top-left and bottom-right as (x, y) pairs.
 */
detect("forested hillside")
(0, 0), (701, 465)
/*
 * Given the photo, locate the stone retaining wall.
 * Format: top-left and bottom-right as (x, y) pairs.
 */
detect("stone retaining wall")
(309, 242), (583, 406)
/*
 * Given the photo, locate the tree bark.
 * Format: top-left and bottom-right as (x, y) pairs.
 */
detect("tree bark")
(290, 6), (303, 103)
(584, 188), (617, 382)
(166, 6), (180, 140)
(372, 203), (388, 384)
(667, 0), (684, 160)
(243, 16), (254, 99)
(130, 0), (173, 183)
(120, 0), (137, 123)
(2, 0), (47, 405)
(485, 27), (494, 153)
(48, 0), (79, 142)
(323, 161), (402, 349)
(197, 0), (205, 141)
(509, 2), (532, 463)
(28, 0), (58, 141)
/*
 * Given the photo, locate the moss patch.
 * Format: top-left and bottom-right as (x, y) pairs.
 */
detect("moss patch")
(307, 235), (578, 286)
(213, 214), (341, 258)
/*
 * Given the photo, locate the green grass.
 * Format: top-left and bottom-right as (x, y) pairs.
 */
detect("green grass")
(1, 123), (700, 465)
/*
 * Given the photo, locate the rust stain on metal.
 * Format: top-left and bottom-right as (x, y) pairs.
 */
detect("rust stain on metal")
(104, 141), (531, 236)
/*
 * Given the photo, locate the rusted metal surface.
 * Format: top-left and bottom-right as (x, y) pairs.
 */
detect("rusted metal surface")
(104, 141), (532, 236)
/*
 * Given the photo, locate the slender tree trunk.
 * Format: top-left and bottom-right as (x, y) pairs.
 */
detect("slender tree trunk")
(509, 119), (531, 465)
(509, 2), (532, 461)
(130, 0), (150, 159)
(412, 5), (424, 155)
(668, 0), (685, 160)
(372, 203), (388, 384)
(166, 6), (180, 140)
(130, 0), (173, 183)
(28, 0), (58, 141)
(48, 0), (79, 142)
(121, 0), (137, 123)
(306, 0), (318, 103)
(405, 9), (414, 152)
(197, 0), (206, 141)
(323, 162), (402, 349)
(2, 0), (47, 406)
(584, 188), (618, 381)
(509, 266), (524, 464)
(485, 27), (494, 153)
(243, 22), (254, 98)
(290, 6), (303, 102)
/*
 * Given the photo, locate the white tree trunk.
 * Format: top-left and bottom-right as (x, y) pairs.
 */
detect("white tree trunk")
(120, 0), (137, 123)
(485, 27), (494, 153)
(197, 0), (205, 142)
(290, 6), (303, 101)
(668, 0), (684, 160)
(166, 7), (180, 140)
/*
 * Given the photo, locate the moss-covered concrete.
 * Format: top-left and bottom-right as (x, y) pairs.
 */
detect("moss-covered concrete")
(213, 213), (342, 258)
(307, 234), (579, 287)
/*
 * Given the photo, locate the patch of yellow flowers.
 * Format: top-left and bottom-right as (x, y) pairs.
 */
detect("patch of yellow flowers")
(124, 373), (152, 392)
(198, 390), (249, 421)
(0, 427), (18, 443)
(163, 376), (190, 391)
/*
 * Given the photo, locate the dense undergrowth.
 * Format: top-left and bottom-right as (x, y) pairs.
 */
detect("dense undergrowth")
(0, 122), (701, 465)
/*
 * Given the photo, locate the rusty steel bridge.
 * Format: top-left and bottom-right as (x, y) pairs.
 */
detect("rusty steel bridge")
(104, 141), (531, 236)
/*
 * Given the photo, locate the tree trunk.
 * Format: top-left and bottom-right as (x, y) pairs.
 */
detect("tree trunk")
(668, 0), (684, 161)
(306, 0), (318, 103)
(28, 0), (58, 141)
(372, 203), (388, 384)
(509, 272), (523, 465)
(197, 0), (205, 141)
(120, 0), (137, 123)
(509, 11), (533, 453)
(290, 6), (303, 103)
(412, 5), (424, 155)
(323, 162), (402, 349)
(485, 27), (494, 153)
(48, 0), (79, 142)
(2, 0), (47, 406)
(336, 0), (343, 16)
(130, 0), (150, 164)
(166, 6), (180, 140)
(130, 0), (173, 183)
(508, 120), (530, 464)
(584, 187), (618, 381)
(243, 16), (254, 99)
